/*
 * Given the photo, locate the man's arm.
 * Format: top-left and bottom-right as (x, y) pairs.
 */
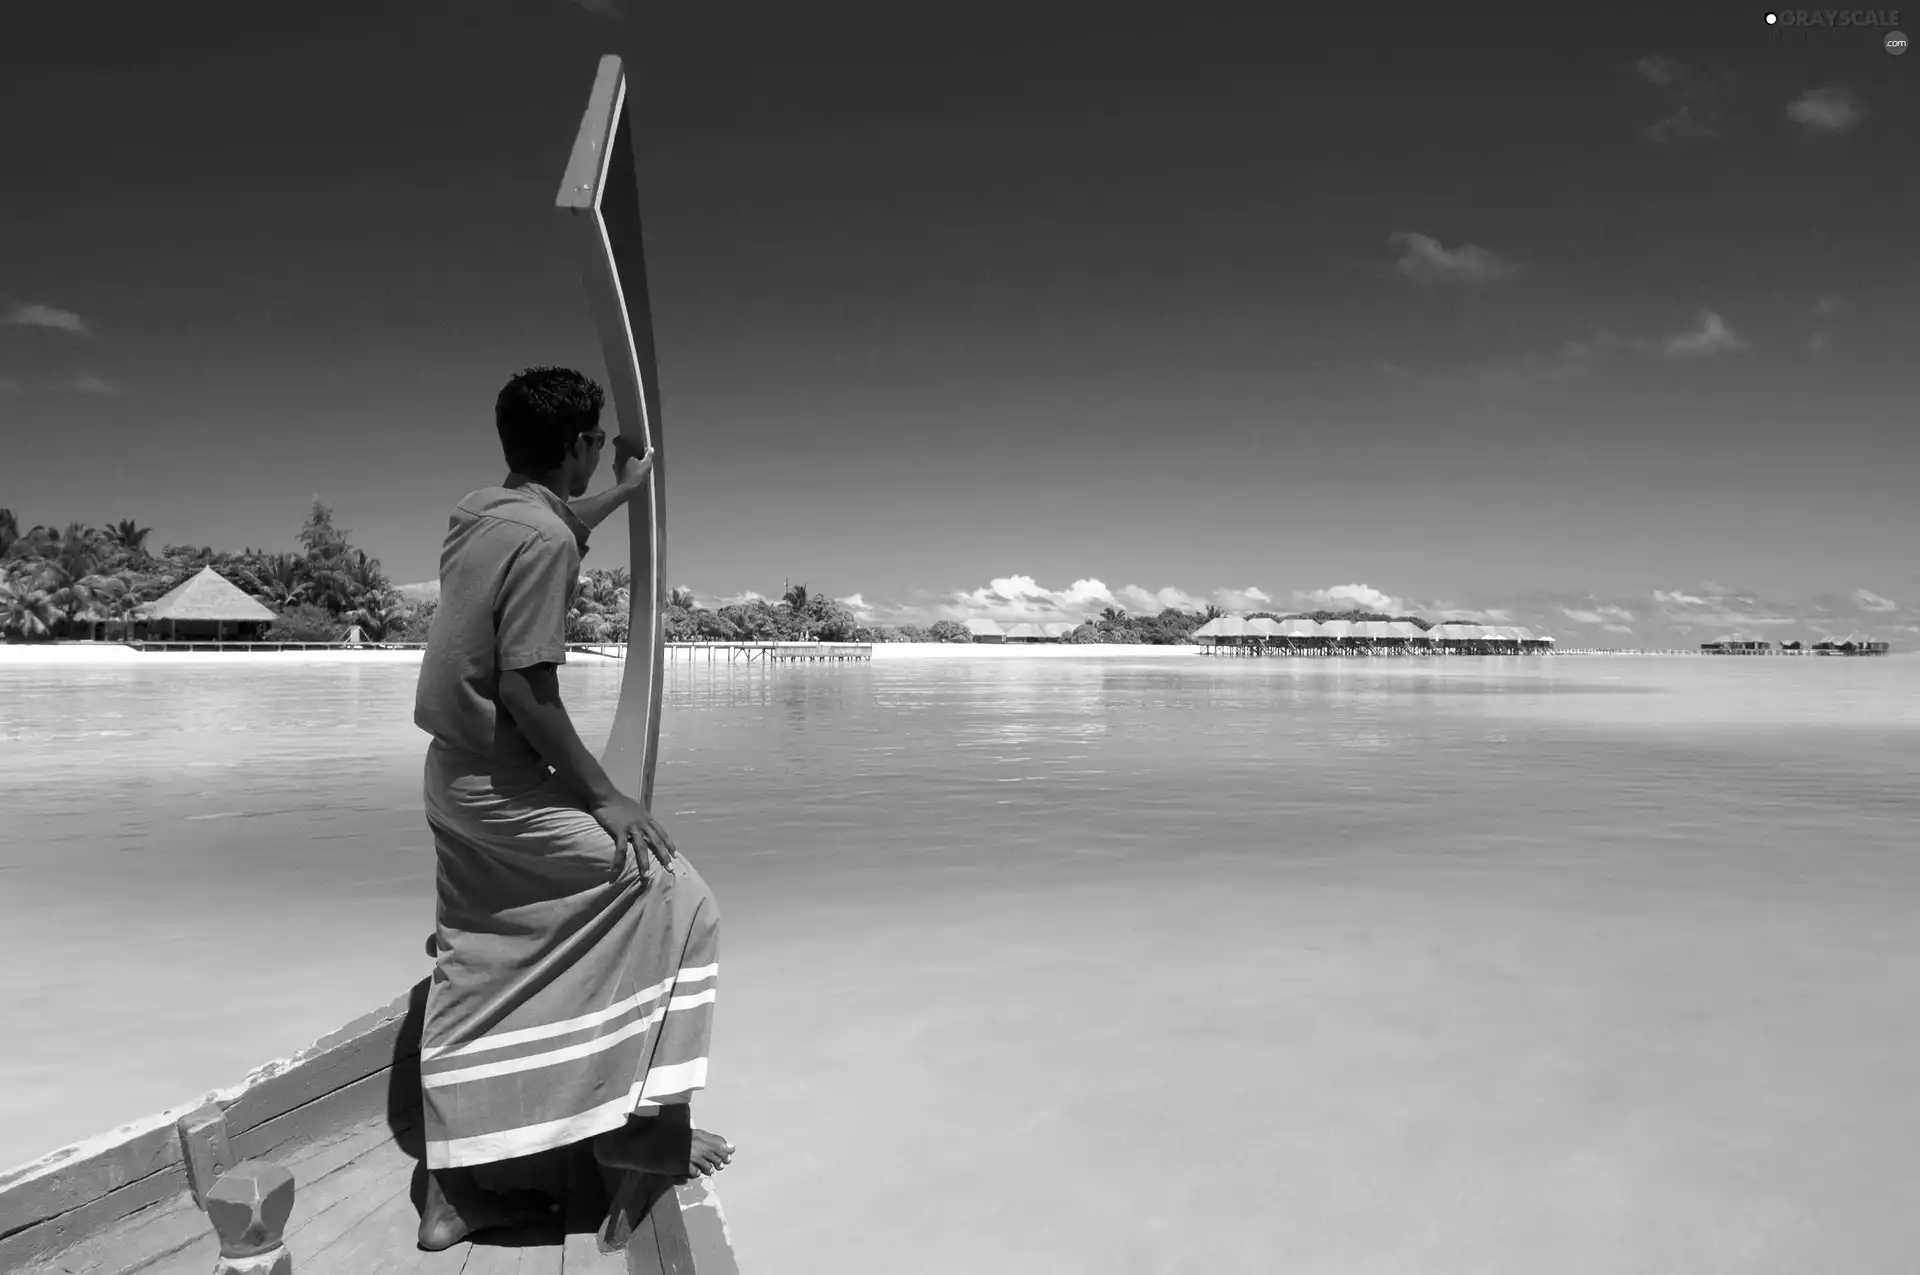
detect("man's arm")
(498, 664), (618, 805)
(567, 486), (633, 533)
(567, 439), (654, 530)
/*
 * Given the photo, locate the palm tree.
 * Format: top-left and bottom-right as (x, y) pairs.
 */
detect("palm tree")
(45, 571), (130, 638)
(669, 585), (695, 610)
(0, 573), (56, 640)
(105, 519), (152, 557)
(1202, 603), (1226, 623)
(0, 509), (17, 556)
(342, 591), (411, 642)
(238, 553), (311, 609)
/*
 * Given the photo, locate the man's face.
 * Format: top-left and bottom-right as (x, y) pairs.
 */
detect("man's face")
(568, 426), (607, 497)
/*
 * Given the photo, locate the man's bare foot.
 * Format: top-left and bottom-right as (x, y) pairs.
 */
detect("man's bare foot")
(416, 1167), (558, 1251)
(593, 1115), (735, 1178)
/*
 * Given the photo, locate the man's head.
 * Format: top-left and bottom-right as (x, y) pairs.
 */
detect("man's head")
(495, 366), (608, 498)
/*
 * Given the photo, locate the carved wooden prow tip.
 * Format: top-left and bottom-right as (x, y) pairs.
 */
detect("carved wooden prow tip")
(204, 1160), (295, 1275)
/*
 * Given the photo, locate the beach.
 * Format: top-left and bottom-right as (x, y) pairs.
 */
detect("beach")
(3, 653), (1919, 1272)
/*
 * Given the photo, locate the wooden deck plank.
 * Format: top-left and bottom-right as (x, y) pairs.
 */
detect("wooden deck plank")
(298, 1184), (439, 1275)
(464, 1237), (569, 1275)
(15, 1115), (410, 1275)
(558, 1230), (624, 1273)
(275, 1151), (417, 1272)
(134, 1127), (420, 1274)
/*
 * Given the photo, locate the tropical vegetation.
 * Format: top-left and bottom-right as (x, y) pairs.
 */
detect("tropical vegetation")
(1, 503), (428, 643)
(1, 504), (1433, 645)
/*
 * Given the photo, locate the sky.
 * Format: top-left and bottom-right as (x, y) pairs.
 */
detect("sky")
(2, 1), (1915, 646)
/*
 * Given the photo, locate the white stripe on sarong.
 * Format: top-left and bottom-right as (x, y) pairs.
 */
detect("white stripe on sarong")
(422, 993), (716, 1089)
(425, 1056), (710, 1166)
(420, 962), (718, 1061)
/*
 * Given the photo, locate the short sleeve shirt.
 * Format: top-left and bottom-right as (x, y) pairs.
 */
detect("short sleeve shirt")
(413, 477), (591, 782)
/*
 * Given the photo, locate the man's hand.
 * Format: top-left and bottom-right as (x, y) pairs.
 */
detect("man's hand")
(611, 437), (655, 495)
(590, 790), (678, 879)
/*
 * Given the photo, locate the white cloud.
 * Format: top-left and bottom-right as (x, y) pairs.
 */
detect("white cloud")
(1213, 586), (1273, 613)
(1386, 231), (1516, 284)
(1601, 623), (1636, 634)
(1645, 106), (1718, 144)
(1634, 55), (1682, 87)
(836, 592), (874, 618)
(60, 373), (119, 394)
(1853, 588), (1898, 613)
(1787, 87), (1865, 135)
(1631, 56), (1737, 144)
(4, 302), (90, 336)
(1664, 310), (1746, 357)
(936, 575), (1120, 623)
(928, 576), (1287, 623)
(1293, 583), (1407, 613)
(1560, 604), (1636, 625)
(1116, 584), (1208, 614)
(712, 589), (769, 607)
(1652, 584), (1800, 629)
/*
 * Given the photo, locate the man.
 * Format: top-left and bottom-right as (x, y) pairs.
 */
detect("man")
(411, 366), (733, 1251)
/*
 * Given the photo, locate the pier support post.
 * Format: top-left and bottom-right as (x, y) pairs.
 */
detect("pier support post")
(205, 1160), (295, 1275)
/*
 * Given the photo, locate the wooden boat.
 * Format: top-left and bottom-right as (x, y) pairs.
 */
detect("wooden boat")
(0, 54), (738, 1275)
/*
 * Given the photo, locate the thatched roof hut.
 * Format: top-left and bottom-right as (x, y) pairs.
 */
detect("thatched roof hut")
(135, 566), (277, 641)
(138, 567), (276, 623)
(1002, 622), (1048, 642)
(963, 617), (1006, 642)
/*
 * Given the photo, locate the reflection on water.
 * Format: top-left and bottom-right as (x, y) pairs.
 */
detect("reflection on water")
(2, 655), (1919, 1271)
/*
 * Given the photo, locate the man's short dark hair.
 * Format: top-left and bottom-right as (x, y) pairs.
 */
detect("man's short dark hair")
(495, 367), (607, 474)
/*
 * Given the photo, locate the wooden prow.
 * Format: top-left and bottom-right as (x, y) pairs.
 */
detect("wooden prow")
(556, 52), (669, 810)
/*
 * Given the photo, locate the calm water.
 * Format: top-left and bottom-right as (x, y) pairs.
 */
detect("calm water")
(3, 654), (1919, 1273)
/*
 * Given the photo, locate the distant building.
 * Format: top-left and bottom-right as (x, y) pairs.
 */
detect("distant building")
(134, 566), (278, 641)
(1701, 639), (1772, 655)
(963, 618), (1006, 643)
(1812, 635), (1891, 655)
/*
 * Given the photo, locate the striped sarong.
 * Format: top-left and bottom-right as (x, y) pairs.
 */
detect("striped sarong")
(418, 739), (719, 1169)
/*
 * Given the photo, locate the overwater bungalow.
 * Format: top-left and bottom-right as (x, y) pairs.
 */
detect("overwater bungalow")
(1701, 638), (1772, 655)
(1811, 634), (1891, 655)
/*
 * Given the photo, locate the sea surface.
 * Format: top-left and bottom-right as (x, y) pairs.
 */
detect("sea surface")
(2, 653), (1918, 1273)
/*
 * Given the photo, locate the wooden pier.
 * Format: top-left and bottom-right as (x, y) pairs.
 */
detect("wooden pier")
(662, 642), (872, 665)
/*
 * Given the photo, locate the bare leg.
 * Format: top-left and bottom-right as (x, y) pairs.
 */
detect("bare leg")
(593, 1104), (735, 1178)
(416, 1166), (558, 1251)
